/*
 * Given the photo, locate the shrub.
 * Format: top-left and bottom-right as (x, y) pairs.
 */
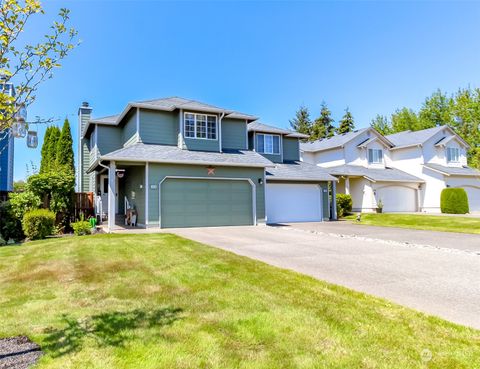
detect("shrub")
(8, 191), (42, 220)
(440, 188), (469, 214)
(23, 209), (56, 240)
(71, 220), (91, 236)
(0, 200), (24, 242)
(336, 194), (353, 217)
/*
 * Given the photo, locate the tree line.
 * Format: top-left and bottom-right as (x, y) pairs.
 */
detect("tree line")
(289, 103), (355, 141)
(290, 87), (480, 168)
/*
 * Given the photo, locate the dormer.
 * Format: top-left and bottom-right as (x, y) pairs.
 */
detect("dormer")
(247, 122), (308, 163)
(433, 132), (469, 167)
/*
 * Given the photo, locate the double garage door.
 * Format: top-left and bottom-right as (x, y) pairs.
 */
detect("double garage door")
(266, 183), (323, 224)
(161, 178), (254, 228)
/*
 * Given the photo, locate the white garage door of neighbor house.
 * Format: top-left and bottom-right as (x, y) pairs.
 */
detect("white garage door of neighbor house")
(266, 183), (322, 224)
(376, 186), (417, 212)
(461, 187), (480, 212)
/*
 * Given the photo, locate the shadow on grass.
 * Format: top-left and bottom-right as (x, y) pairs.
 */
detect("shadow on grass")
(42, 307), (182, 357)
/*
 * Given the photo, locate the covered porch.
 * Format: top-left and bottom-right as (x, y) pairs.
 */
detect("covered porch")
(90, 160), (147, 231)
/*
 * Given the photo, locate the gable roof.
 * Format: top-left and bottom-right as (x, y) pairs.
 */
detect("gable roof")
(82, 97), (258, 138)
(326, 164), (424, 183)
(386, 125), (469, 150)
(247, 122), (309, 139)
(266, 161), (337, 182)
(300, 127), (393, 153)
(88, 143), (273, 173)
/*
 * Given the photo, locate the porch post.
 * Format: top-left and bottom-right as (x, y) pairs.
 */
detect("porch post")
(108, 161), (116, 231)
(331, 181), (337, 220)
(345, 176), (350, 195)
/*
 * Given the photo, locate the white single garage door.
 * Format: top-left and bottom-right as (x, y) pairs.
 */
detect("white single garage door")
(266, 183), (322, 224)
(461, 186), (480, 212)
(376, 186), (417, 212)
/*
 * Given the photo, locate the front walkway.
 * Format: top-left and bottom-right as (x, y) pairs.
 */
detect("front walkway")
(169, 224), (480, 329)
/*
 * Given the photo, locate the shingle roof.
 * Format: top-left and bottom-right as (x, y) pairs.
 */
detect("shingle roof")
(300, 128), (370, 152)
(326, 164), (424, 183)
(248, 122), (309, 138)
(266, 161), (337, 182)
(386, 126), (446, 149)
(423, 163), (480, 177)
(89, 115), (119, 125)
(88, 143), (273, 172)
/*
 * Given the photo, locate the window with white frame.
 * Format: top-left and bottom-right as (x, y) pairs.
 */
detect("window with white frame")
(446, 147), (459, 163)
(368, 148), (383, 164)
(256, 134), (280, 155)
(184, 112), (217, 140)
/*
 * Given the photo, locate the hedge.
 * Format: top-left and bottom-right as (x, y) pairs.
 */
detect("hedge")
(440, 188), (469, 214)
(23, 209), (56, 240)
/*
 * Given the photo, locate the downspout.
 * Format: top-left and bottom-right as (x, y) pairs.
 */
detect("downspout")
(219, 112), (225, 153)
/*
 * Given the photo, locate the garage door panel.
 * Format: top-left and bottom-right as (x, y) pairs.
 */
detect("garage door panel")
(376, 186), (417, 212)
(266, 183), (322, 224)
(460, 187), (480, 212)
(161, 178), (253, 228)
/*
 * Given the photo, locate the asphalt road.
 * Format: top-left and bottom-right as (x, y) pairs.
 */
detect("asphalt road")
(169, 223), (480, 329)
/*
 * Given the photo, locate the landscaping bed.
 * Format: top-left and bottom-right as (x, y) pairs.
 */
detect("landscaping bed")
(0, 234), (479, 368)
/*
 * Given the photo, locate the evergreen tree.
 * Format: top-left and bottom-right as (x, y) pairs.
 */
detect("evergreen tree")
(40, 126), (52, 173)
(311, 102), (335, 140)
(289, 105), (312, 137)
(46, 126), (61, 172)
(337, 107), (355, 134)
(56, 118), (75, 175)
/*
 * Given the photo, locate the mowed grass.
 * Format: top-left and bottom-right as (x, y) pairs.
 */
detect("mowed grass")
(344, 213), (480, 234)
(0, 234), (479, 369)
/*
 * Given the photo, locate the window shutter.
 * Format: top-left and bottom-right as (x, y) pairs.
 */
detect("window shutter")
(368, 149), (373, 163)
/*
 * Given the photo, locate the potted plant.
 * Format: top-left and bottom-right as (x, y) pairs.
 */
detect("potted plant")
(376, 199), (384, 213)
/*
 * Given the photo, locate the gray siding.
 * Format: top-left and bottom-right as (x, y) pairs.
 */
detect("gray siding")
(97, 126), (123, 155)
(221, 118), (247, 150)
(283, 137), (300, 161)
(320, 182), (330, 221)
(260, 153), (282, 163)
(183, 137), (219, 152)
(80, 138), (90, 191)
(122, 110), (137, 146)
(147, 164), (265, 227)
(139, 109), (178, 145)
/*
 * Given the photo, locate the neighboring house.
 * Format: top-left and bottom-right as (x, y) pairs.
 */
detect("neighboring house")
(247, 122), (338, 223)
(301, 127), (424, 213)
(0, 79), (15, 192)
(386, 126), (480, 212)
(78, 97), (338, 231)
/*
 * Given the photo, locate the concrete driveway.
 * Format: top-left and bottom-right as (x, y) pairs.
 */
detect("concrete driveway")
(170, 223), (480, 329)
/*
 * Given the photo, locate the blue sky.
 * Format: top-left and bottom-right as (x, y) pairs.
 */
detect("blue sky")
(13, 1), (480, 180)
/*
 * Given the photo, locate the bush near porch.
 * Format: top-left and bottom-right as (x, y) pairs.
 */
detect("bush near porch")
(336, 193), (353, 217)
(0, 234), (478, 369)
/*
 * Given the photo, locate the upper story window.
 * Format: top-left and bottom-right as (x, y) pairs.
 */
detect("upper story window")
(446, 147), (460, 163)
(368, 148), (383, 164)
(184, 112), (217, 140)
(256, 134), (280, 155)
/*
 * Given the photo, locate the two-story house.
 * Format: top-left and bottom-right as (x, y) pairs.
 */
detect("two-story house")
(78, 97), (337, 231)
(386, 125), (480, 212)
(301, 127), (425, 212)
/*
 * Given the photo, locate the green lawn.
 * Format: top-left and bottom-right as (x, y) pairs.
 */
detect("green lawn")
(0, 234), (479, 368)
(344, 213), (480, 234)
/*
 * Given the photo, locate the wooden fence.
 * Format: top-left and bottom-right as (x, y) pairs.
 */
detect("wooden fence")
(74, 192), (94, 219)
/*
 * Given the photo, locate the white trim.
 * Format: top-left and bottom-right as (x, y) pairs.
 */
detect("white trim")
(158, 176), (256, 228)
(219, 112), (225, 152)
(446, 147), (460, 163)
(423, 165), (450, 176)
(99, 156), (273, 168)
(145, 162), (149, 226)
(256, 133), (281, 155)
(178, 108), (184, 149)
(367, 148), (383, 164)
(183, 112), (218, 141)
